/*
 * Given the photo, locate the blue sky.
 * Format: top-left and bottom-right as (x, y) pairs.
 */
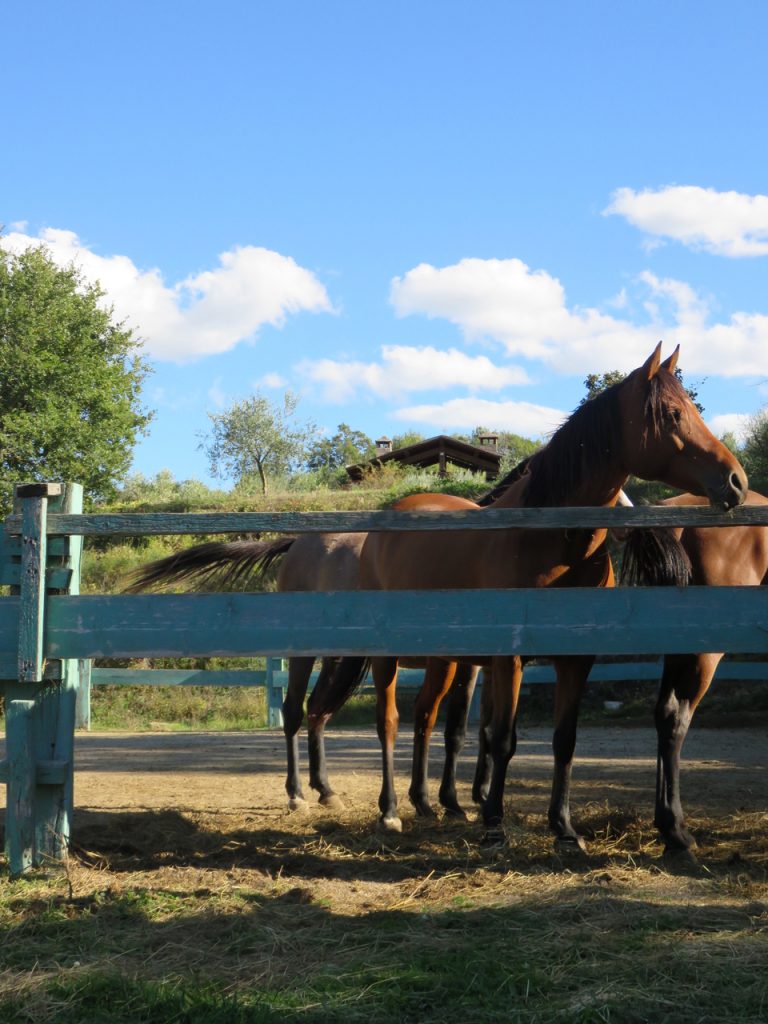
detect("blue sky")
(4, 1), (768, 484)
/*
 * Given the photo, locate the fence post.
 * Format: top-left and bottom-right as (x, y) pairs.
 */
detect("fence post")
(265, 657), (285, 728)
(75, 660), (92, 730)
(3, 482), (83, 876)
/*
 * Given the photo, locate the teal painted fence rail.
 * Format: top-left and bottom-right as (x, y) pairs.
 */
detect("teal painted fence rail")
(6, 503), (768, 537)
(2, 483), (768, 877)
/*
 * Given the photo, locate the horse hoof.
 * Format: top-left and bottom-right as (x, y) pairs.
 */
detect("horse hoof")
(554, 835), (587, 855)
(442, 805), (468, 821)
(662, 847), (699, 871)
(287, 797), (309, 814)
(480, 828), (507, 849)
(410, 797), (437, 819)
(377, 815), (403, 834)
(318, 793), (345, 811)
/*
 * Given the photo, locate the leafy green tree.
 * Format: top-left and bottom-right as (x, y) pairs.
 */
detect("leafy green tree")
(581, 366), (704, 412)
(392, 431), (426, 449)
(0, 243), (152, 507)
(306, 423), (375, 476)
(740, 409), (768, 494)
(467, 426), (540, 473)
(719, 431), (743, 459)
(201, 391), (315, 494)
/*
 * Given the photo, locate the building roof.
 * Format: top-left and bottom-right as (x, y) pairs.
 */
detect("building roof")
(346, 433), (501, 481)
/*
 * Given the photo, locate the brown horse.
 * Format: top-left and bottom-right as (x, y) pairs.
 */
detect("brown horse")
(126, 528), (481, 816)
(622, 489), (768, 852)
(312, 345), (747, 844)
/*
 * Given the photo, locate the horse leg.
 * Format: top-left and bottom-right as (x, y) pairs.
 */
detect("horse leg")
(306, 657), (345, 809)
(373, 656), (402, 832)
(655, 652), (721, 852)
(548, 654), (594, 851)
(472, 668), (493, 805)
(409, 659), (457, 818)
(283, 656), (314, 811)
(481, 656), (524, 840)
(439, 664), (480, 818)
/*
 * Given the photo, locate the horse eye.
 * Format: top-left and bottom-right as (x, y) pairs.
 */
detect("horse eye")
(670, 408), (683, 425)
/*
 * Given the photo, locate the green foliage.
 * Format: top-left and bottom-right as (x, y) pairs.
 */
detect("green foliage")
(305, 422), (374, 479)
(719, 430), (743, 458)
(468, 426), (541, 472)
(392, 430), (425, 449)
(580, 369), (627, 404)
(201, 391), (315, 495)
(740, 407), (768, 493)
(0, 243), (152, 510)
(116, 470), (228, 511)
(91, 683), (267, 731)
(581, 366), (704, 413)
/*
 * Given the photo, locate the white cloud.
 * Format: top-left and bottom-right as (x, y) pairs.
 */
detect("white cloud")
(394, 397), (565, 436)
(257, 372), (289, 388)
(605, 185), (768, 257)
(297, 344), (530, 401)
(708, 413), (752, 442)
(390, 256), (768, 377)
(1, 227), (333, 362)
(207, 378), (228, 409)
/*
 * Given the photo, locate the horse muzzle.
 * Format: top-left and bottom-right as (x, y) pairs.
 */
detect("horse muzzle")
(708, 469), (748, 511)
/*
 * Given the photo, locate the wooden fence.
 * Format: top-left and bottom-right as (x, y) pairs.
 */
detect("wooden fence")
(1, 481), (768, 876)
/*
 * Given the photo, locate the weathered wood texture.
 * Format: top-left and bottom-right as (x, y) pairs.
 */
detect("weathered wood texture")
(39, 587), (768, 659)
(6, 503), (768, 537)
(17, 489), (50, 682)
(2, 484), (83, 875)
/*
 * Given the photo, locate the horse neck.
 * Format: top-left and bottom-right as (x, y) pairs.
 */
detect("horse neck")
(488, 454), (628, 510)
(490, 387), (631, 510)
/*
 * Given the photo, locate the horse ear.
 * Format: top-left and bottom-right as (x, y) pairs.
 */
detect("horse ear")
(660, 345), (680, 375)
(641, 342), (663, 380)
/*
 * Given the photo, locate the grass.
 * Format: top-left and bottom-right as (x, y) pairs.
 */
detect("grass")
(1, 822), (767, 1023)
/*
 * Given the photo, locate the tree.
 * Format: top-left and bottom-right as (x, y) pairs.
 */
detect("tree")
(740, 408), (768, 494)
(467, 426), (540, 473)
(0, 243), (152, 508)
(580, 366), (704, 412)
(392, 431), (426, 449)
(201, 391), (315, 494)
(306, 423), (375, 476)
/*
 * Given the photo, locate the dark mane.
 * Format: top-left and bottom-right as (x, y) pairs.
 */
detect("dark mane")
(518, 367), (687, 507)
(521, 381), (624, 506)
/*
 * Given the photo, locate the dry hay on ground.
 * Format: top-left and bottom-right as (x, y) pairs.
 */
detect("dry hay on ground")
(1, 727), (767, 1023)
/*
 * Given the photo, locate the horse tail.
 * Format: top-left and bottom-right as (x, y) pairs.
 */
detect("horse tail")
(123, 537), (296, 593)
(620, 528), (692, 587)
(307, 656), (371, 720)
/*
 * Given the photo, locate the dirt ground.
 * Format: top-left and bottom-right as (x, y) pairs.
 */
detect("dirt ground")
(1, 725), (765, 879)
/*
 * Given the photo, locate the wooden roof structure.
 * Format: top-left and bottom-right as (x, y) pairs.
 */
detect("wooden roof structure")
(346, 434), (501, 481)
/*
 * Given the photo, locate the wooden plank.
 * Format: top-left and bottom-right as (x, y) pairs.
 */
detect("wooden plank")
(5, 699), (36, 876)
(0, 759), (69, 786)
(75, 660), (91, 730)
(0, 565), (74, 589)
(6, 503), (768, 537)
(17, 491), (49, 682)
(265, 657), (285, 727)
(0, 656), (61, 682)
(41, 586), (768, 659)
(90, 667), (269, 686)
(31, 484), (83, 861)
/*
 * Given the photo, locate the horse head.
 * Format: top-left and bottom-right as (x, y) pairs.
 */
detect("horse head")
(618, 343), (747, 510)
